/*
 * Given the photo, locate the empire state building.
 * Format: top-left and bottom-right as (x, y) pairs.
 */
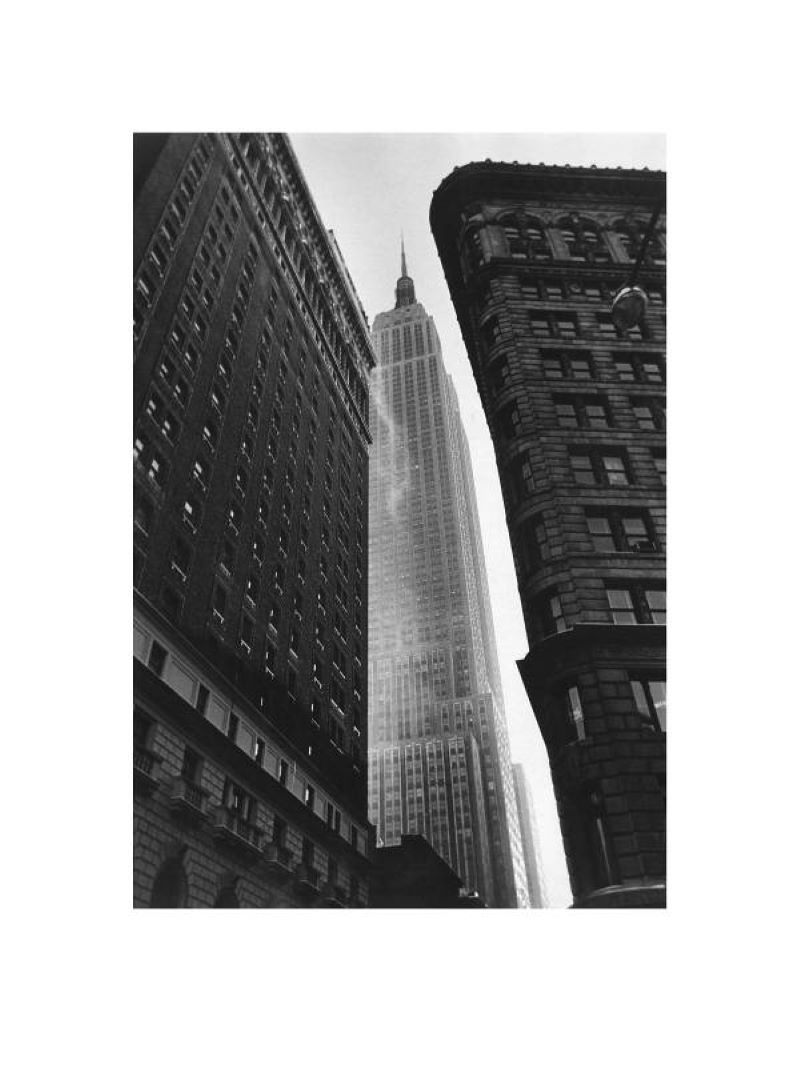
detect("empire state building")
(367, 244), (528, 906)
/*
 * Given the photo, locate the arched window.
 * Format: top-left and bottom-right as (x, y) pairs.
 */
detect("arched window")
(557, 216), (610, 263)
(522, 217), (551, 262)
(462, 226), (485, 272)
(498, 214), (527, 259)
(149, 856), (188, 908)
(613, 216), (665, 267)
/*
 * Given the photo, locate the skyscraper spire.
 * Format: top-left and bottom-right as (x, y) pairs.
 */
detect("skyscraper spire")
(395, 233), (416, 308)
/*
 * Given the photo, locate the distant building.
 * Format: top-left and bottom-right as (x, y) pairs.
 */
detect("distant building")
(133, 133), (374, 906)
(430, 162), (666, 907)
(512, 763), (547, 908)
(367, 245), (528, 907)
(370, 835), (485, 908)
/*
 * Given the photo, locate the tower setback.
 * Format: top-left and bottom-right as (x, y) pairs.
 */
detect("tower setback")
(367, 245), (528, 907)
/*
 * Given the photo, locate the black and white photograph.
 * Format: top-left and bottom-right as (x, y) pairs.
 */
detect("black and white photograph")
(133, 132), (666, 909)
(11, 5), (794, 1062)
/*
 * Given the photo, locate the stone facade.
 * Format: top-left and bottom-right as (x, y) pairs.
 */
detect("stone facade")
(430, 162), (666, 907)
(133, 134), (375, 906)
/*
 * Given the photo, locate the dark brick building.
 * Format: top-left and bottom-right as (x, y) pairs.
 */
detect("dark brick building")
(430, 162), (666, 907)
(133, 133), (374, 906)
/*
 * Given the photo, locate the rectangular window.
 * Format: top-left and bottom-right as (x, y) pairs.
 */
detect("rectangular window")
(181, 746), (202, 783)
(566, 686), (586, 741)
(569, 452), (597, 485)
(587, 510), (656, 552)
(653, 450), (667, 486)
(518, 514), (550, 574)
(224, 779), (252, 822)
(588, 515), (615, 552)
(602, 454), (629, 486)
(570, 448), (631, 486)
(555, 395), (611, 429)
(630, 679), (667, 731)
(147, 640), (167, 677)
(607, 588), (636, 625)
(538, 591), (567, 636)
(607, 585), (666, 625)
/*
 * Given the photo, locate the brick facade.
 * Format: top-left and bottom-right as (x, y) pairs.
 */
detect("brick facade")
(430, 162), (666, 907)
(133, 134), (375, 906)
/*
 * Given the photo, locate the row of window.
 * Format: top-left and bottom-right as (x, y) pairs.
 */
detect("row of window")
(553, 394), (666, 431)
(465, 213), (665, 272)
(539, 584), (666, 635)
(566, 677), (666, 738)
(488, 350), (665, 389)
(140, 635), (366, 837)
(519, 280), (665, 305)
(133, 136), (213, 346)
(136, 709), (362, 899)
(516, 507), (660, 574)
(233, 135), (370, 422)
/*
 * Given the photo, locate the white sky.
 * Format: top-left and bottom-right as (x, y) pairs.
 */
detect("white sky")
(291, 133), (666, 907)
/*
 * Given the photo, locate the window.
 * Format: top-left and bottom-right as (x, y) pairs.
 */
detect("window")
(212, 584), (227, 626)
(170, 538), (191, 580)
(569, 448), (631, 486)
(554, 395), (611, 429)
(223, 779), (253, 823)
(601, 454), (629, 485)
(278, 759), (289, 787)
(630, 678), (667, 731)
(597, 310), (650, 341)
(202, 419), (219, 450)
(147, 452), (167, 488)
(305, 784), (315, 809)
(565, 685), (586, 741)
(496, 401), (521, 440)
(240, 614), (254, 653)
(614, 353), (665, 384)
(227, 501), (242, 534)
(272, 816), (287, 846)
(606, 584), (666, 624)
(196, 684), (209, 716)
(530, 311), (580, 340)
(181, 746), (202, 784)
(134, 492), (154, 534)
(245, 574), (259, 605)
(517, 514), (550, 574)
(302, 838), (315, 868)
(485, 355), (510, 396)
(192, 455), (210, 488)
(538, 591), (567, 636)
(652, 449), (666, 486)
(543, 351), (594, 380)
(632, 398), (666, 430)
(133, 706), (153, 751)
(586, 510), (657, 553)
(147, 640), (167, 677)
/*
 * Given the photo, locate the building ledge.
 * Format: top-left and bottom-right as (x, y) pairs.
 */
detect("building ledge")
(210, 807), (264, 858)
(262, 843), (294, 882)
(293, 864), (321, 897)
(572, 881), (666, 909)
(167, 775), (209, 821)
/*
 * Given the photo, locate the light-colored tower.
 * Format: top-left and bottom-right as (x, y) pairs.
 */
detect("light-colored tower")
(367, 243), (528, 906)
(513, 763), (548, 908)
